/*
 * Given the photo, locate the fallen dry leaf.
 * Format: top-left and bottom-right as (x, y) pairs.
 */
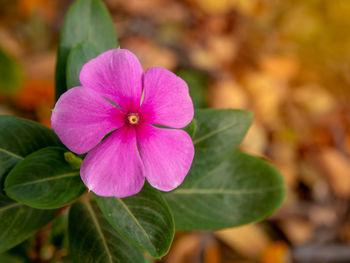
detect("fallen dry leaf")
(13, 78), (54, 110)
(209, 77), (249, 109)
(243, 72), (287, 124)
(260, 241), (291, 263)
(260, 54), (299, 81)
(293, 84), (336, 116)
(121, 36), (178, 70)
(166, 233), (202, 263)
(240, 122), (268, 156)
(317, 148), (350, 198)
(279, 218), (313, 245)
(204, 239), (221, 263)
(215, 224), (271, 259)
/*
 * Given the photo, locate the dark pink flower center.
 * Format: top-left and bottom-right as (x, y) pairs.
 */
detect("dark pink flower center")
(126, 112), (139, 125)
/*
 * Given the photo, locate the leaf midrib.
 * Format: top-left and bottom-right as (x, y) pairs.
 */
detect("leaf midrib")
(170, 186), (283, 195)
(193, 121), (239, 145)
(0, 148), (24, 160)
(7, 172), (80, 189)
(85, 200), (113, 263)
(0, 202), (22, 212)
(116, 198), (156, 252)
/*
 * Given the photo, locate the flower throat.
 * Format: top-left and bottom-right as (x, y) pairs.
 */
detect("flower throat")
(127, 113), (139, 125)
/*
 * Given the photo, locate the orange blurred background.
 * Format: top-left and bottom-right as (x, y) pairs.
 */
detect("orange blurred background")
(1, 0), (350, 262)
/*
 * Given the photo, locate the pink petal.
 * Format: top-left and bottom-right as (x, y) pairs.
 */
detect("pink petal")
(81, 126), (145, 197)
(137, 124), (194, 191)
(139, 67), (194, 128)
(79, 49), (143, 112)
(51, 86), (125, 154)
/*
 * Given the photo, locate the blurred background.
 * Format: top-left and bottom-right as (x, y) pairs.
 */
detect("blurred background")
(1, 0), (350, 262)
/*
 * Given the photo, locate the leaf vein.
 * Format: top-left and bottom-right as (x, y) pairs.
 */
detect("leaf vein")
(7, 172), (80, 188)
(84, 200), (113, 263)
(171, 186), (282, 195)
(0, 202), (22, 212)
(193, 121), (240, 145)
(0, 148), (24, 160)
(116, 198), (156, 251)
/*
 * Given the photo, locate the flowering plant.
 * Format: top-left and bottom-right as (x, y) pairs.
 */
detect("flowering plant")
(0, 0), (285, 261)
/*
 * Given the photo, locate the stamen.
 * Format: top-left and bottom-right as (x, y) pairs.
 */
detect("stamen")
(127, 113), (139, 125)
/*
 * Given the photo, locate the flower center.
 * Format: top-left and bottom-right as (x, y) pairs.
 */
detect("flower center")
(127, 113), (139, 125)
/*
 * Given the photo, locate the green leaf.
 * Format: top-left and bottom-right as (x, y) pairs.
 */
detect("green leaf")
(5, 147), (85, 209)
(183, 119), (197, 139)
(187, 109), (253, 184)
(56, 0), (118, 100)
(95, 184), (175, 258)
(165, 151), (285, 230)
(50, 210), (69, 249)
(66, 41), (100, 89)
(0, 253), (26, 263)
(0, 195), (56, 253)
(0, 47), (22, 94)
(0, 116), (62, 192)
(4, 239), (32, 263)
(68, 199), (145, 263)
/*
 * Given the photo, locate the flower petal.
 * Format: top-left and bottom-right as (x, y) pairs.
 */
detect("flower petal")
(139, 67), (194, 128)
(81, 126), (145, 197)
(137, 124), (194, 191)
(79, 49), (143, 112)
(51, 86), (124, 154)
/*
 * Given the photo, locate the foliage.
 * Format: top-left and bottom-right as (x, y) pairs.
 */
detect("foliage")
(0, 0), (285, 261)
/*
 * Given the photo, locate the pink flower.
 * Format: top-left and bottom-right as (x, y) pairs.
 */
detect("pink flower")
(51, 49), (194, 197)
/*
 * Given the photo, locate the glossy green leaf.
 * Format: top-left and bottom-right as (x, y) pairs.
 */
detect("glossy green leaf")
(95, 183), (175, 258)
(0, 47), (22, 94)
(0, 195), (56, 252)
(0, 253), (25, 263)
(69, 199), (145, 263)
(50, 209), (69, 250)
(66, 41), (99, 89)
(3, 239), (32, 263)
(0, 116), (62, 192)
(5, 147), (85, 209)
(187, 109), (253, 184)
(165, 151), (285, 230)
(184, 119), (197, 139)
(56, 0), (118, 100)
